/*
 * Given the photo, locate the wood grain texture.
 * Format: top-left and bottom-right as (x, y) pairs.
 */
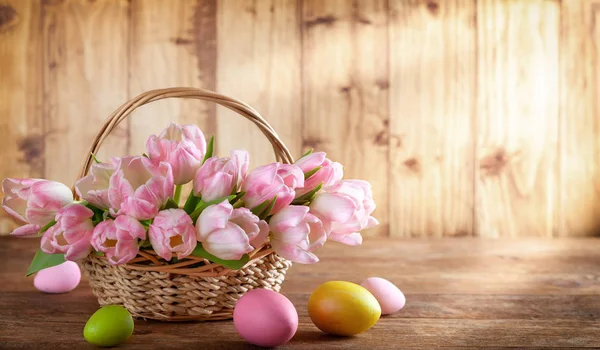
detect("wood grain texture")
(559, 0), (600, 236)
(1, 237), (600, 348)
(42, 0), (129, 185)
(128, 0), (216, 201)
(216, 0), (301, 167)
(388, 0), (476, 237)
(129, 0), (216, 156)
(0, 0), (43, 234)
(0, 0), (599, 238)
(303, 0), (389, 237)
(476, 0), (560, 237)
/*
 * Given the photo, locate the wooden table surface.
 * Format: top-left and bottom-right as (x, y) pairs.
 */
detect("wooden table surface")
(0, 237), (599, 349)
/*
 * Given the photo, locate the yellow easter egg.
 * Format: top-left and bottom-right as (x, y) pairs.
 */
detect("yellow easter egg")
(308, 281), (381, 336)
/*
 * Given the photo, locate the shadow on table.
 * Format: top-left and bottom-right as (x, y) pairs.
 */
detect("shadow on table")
(216, 329), (356, 349)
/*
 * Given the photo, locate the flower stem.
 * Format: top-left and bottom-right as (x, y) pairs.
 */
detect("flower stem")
(174, 185), (183, 205)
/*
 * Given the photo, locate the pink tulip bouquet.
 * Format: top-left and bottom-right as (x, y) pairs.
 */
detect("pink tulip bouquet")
(2, 123), (379, 275)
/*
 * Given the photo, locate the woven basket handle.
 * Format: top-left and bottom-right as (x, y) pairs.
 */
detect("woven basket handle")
(76, 87), (294, 182)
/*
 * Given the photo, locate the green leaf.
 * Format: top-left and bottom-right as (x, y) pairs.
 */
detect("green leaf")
(250, 199), (271, 217)
(173, 185), (183, 205)
(249, 196), (277, 220)
(229, 191), (245, 205)
(304, 166), (322, 180)
(183, 191), (201, 214)
(164, 197), (179, 210)
(260, 195), (277, 220)
(190, 243), (249, 270)
(91, 153), (101, 163)
(139, 219), (153, 228)
(93, 251), (105, 257)
(202, 135), (215, 164)
(292, 183), (323, 205)
(298, 148), (313, 160)
(189, 195), (236, 222)
(26, 249), (65, 276)
(39, 220), (56, 234)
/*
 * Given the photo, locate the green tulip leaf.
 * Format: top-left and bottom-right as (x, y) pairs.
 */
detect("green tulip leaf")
(183, 192), (201, 214)
(298, 148), (313, 160)
(26, 248), (66, 277)
(190, 243), (249, 270)
(292, 183), (323, 205)
(304, 166), (322, 180)
(164, 198), (179, 210)
(202, 136), (215, 164)
(91, 153), (101, 163)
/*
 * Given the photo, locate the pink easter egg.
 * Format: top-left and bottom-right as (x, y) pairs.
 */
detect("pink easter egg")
(34, 261), (81, 294)
(360, 277), (406, 315)
(233, 289), (298, 347)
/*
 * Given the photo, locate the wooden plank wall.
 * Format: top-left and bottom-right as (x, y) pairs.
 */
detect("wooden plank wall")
(0, 0), (598, 238)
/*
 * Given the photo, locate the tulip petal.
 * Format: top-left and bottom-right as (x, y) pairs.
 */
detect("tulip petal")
(11, 223), (42, 237)
(108, 169), (134, 210)
(366, 216), (379, 229)
(196, 201), (233, 240)
(64, 234), (93, 261)
(2, 196), (27, 222)
(250, 220), (270, 248)
(294, 152), (327, 172)
(230, 150), (249, 186)
(310, 193), (357, 223)
(229, 208), (260, 239)
(271, 238), (319, 264)
(202, 222), (253, 260)
(329, 231), (363, 246)
(269, 205), (310, 233)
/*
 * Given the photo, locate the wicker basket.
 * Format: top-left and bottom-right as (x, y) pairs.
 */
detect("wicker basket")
(77, 87), (295, 321)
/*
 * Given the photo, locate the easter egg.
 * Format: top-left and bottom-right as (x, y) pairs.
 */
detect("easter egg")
(34, 261), (81, 294)
(308, 281), (381, 336)
(84, 305), (134, 347)
(361, 277), (406, 315)
(233, 289), (298, 347)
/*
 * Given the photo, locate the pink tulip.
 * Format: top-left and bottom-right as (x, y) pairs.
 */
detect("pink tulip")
(194, 150), (249, 202)
(310, 180), (378, 246)
(40, 203), (95, 261)
(75, 160), (118, 210)
(269, 205), (327, 264)
(2, 178), (73, 236)
(109, 156), (174, 220)
(294, 152), (343, 196)
(148, 209), (197, 261)
(196, 200), (269, 260)
(146, 123), (207, 185)
(91, 215), (146, 265)
(242, 163), (304, 215)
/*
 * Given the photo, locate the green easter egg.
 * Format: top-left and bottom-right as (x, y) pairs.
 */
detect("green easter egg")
(84, 305), (134, 347)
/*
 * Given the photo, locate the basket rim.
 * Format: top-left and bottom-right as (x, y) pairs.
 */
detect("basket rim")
(87, 244), (277, 277)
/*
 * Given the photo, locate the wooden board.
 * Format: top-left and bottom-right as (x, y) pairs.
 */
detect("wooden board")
(42, 0), (129, 185)
(0, 0), (599, 238)
(476, 0), (560, 237)
(128, 0), (216, 156)
(303, 0), (389, 237)
(1, 237), (599, 348)
(558, 0), (600, 236)
(0, 1), (43, 234)
(216, 0), (301, 167)
(388, 0), (476, 237)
